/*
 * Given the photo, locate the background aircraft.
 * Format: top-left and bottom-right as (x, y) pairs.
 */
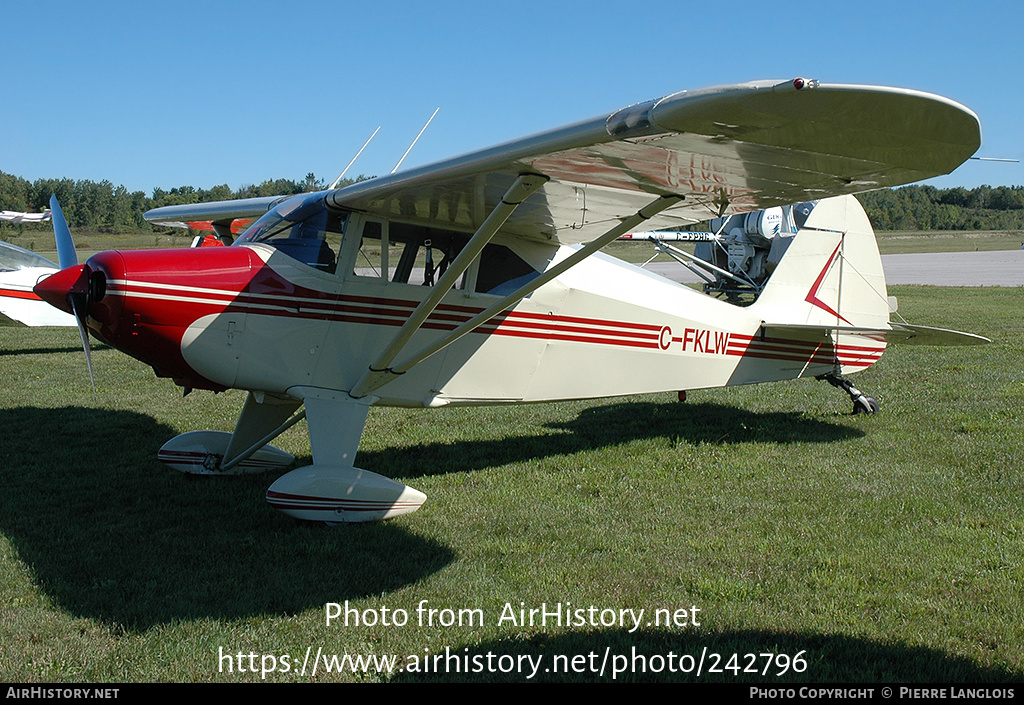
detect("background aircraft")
(0, 238), (75, 327)
(0, 208), (232, 326)
(0, 209), (51, 225)
(618, 231), (718, 242)
(34, 79), (987, 523)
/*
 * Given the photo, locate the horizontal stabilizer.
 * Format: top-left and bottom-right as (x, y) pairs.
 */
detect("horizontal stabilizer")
(763, 322), (991, 346)
(886, 322), (991, 346)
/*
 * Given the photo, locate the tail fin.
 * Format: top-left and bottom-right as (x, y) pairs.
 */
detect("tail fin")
(752, 194), (891, 330)
(751, 196), (990, 358)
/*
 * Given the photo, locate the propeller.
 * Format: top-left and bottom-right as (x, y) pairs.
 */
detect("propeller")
(41, 195), (96, 392)
(49, 194), (78, 269)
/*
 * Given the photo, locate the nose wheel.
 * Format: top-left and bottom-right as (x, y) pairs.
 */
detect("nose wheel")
(817, 373), (879, 415)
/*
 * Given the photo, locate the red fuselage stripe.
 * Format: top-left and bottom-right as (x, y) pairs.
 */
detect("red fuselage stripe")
(0, 287), (43, 301)
(110, 279), (665, 350)
(108, 277), (884, 363)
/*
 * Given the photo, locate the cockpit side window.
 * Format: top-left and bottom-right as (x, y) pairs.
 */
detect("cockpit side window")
(385, 222), (469, 287)
(474, 244), (540, 295)
(236, 193), (348, 274)
(352, 219), (388, 279)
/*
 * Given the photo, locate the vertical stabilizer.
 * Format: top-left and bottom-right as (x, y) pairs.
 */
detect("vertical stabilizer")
(752, 195), (890, 330)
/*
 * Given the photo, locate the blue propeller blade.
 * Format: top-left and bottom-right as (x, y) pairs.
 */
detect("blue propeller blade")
(48, 195), (94, 393)
(49, 194), (78, 270)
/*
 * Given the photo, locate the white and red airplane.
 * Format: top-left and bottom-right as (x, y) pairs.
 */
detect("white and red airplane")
(0, 209), (226, 327)
(0, 234), (76, 327)
(0, 210), (72, 326)
(34, 79), (988, 523)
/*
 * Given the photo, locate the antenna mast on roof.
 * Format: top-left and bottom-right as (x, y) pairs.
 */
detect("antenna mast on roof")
(392, 108), (439, 174)
(329, 126), (381, 190)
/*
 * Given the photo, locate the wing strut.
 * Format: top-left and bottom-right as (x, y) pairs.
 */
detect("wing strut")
(348, 173), (548, 399)
(350, 193), (684, 399)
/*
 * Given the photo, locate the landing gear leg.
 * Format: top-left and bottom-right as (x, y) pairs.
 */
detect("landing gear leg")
(265, 388), (426, 523)
(816, 373), (880, 415)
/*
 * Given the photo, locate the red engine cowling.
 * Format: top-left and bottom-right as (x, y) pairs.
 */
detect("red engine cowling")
(39, 246), (263, 391)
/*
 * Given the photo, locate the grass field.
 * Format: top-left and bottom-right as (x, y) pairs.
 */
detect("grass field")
(0, 282), (1021, 683)
(873, 231), (1024, 255)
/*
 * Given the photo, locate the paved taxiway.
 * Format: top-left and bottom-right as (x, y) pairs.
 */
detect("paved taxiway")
(644, 249), (1024, 287)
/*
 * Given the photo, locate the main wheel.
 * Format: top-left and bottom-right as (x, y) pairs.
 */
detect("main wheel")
(853, 396), (880, 414)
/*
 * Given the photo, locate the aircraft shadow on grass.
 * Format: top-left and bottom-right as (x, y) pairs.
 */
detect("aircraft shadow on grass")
(0, 344), (109, 357)
(389, 627), (1023, 682)
(0, 400), (860, 631)
(0, 406), (453, 631)
(358, 400), (865, 482)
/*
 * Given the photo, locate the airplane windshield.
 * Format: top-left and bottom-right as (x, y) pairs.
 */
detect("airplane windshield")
(236, 192), (348, 273)
(0, 240), (58, 271)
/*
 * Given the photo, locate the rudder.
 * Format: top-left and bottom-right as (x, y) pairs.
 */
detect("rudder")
(752, 195), (891, 331)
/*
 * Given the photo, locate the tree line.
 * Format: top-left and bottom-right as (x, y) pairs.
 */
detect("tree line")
(0, 171), (353, 234)
(2, 170), (1023, 234)
(856, 184), (1024, 231)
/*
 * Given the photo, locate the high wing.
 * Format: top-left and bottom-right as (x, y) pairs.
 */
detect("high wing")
(146, 79), (980, 243)
(325, 79), (980, 244)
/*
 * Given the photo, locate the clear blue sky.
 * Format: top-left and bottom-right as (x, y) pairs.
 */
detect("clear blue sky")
(3, 0), (1021, 195)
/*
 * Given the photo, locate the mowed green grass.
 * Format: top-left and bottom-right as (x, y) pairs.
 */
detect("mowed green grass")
(874, 231), (1024, 255)
(0, 286), (1021, 682)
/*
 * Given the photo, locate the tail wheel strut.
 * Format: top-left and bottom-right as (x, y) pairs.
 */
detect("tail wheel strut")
(816, 373), (880, 415)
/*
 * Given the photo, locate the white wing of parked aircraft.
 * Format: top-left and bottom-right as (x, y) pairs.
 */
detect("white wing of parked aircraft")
(0, 209), (51, 224)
